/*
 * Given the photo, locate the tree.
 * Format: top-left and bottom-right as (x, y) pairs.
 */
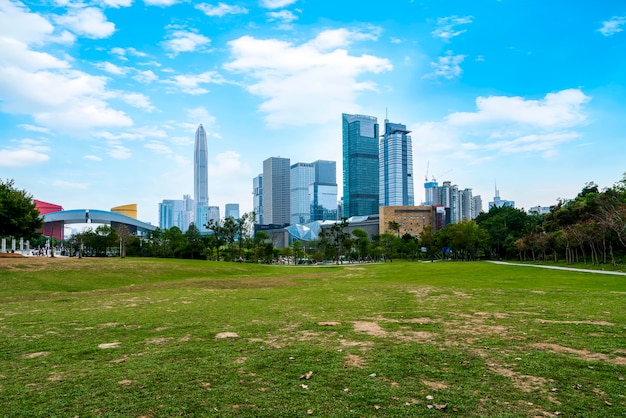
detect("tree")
(117, 224), (133, 258)
(352, 228), (371, 260)
(182, 223), (205, 259)
(475, 205), (536, 259)
(221, 216), (239, 261)
(0, 179), (43, 241)
(387, 221), (401, 238)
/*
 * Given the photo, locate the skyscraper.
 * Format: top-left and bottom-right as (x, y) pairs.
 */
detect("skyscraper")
(310, 160), (338, 221)
(194, 124), (209, 232)
(253, 174), (264, 224)
(379, 119), (414, 207)
(342, 113), (379, 218)
(263, 157), (291, 225)
(290, 162), (315, 225)
(194, 124), (209, 206)
(225, 203), (240, 219)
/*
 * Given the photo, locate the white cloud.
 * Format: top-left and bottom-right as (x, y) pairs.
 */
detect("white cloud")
(96, 61), (128, 75)
(431, 15), (473, 41)
(446, 89), (591, 128)
(133, 69), (158, 83)
(598, 16), (626, 36)
(0, 149), (49, 167)
(98, 0), (133, 7)
(425, 51), (466, 79)
(260, 0), (297, 8)
(186, 107), (217, 126)
(0, 37), (70, 71)
(111, 46), (148, 60)
(84, 155), (102, 161)
(411, 89), (591, 162)
(122, 93), (155, 112)
(145, 141), (172, 154)
(162, 29), (211, 56)
(224, 29), (392, 126)
(19, 124), (53, 134)
(0, 66), (133, 131)
(0, 0), (55, 45)
(94, 126), (167, 141)
(55, 7), (116, 39)
(196, 2), (248, 17)
(165, 71), (225, 94)
(144, 0), (179, 6)
(108, 144), (131, 159)
(267, 10), (298, 24)
(0, 139), (50, 167)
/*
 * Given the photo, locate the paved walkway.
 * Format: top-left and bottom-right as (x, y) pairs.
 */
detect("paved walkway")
(486, 260), (626, 276)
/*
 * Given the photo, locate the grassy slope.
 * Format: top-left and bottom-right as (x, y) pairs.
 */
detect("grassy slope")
(0, 258), (624, 417)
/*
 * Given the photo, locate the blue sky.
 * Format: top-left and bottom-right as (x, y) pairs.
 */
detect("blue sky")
(1, 0), (625, 226)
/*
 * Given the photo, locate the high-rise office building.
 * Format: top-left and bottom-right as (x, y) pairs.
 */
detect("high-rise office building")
(473, 195), (483, 218)
(159, 199), (184, 230)
(225, 203), (240, 219)
(290, 162), (315, 225)
(253, 174), (264, 224)
(159, 195), (194, 232)
(194, 124), (209, 233)
(263, 157), (291, 225)
(310, 160), (338, 221)
(342, 113), (379, 218)
(379, 119), (414, 207)
(194, 124), (209, 205)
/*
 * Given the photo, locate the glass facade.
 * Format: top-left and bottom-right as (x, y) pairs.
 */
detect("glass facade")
(194, 124), (209, 205)
(379, 119), (414, 207)
(342, 113), (379, 218)
(225, 203), (240, 219)
(253, 174), (263, 224)
(310, 183), (338, 221)
(310, 160), (338, 221)
(290, 162), (315, 225)
(263, 157), (291, 225)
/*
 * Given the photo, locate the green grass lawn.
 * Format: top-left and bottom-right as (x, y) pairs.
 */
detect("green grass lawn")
(1, 257), (624, 417)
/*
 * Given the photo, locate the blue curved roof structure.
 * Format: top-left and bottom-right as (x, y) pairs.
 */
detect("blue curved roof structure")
(42, 209), (156, 233)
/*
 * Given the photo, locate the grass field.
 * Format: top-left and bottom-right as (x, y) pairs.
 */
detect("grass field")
(1, 257), (625, 417)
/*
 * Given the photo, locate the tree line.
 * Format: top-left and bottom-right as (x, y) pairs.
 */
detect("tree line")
(2, 175), (626, 265)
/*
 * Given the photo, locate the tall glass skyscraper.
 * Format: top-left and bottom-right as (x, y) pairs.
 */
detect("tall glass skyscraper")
(379, 119), (414, 207)
(194, 124), (209, 206)
(194, 124), (209, 232)
(342, 113), (379, 218)
(310, 160), (338, 221)
(263, 157), (291, 225)
(290, 162), (315, 225)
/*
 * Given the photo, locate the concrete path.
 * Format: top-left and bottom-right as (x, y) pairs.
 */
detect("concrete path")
(486, 260), (626, 276)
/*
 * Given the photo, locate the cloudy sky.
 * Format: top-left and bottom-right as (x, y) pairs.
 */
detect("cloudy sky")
(1, 0), (625, 226)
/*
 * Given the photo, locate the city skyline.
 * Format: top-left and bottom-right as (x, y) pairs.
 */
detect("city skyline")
(2, 1), (626, 226)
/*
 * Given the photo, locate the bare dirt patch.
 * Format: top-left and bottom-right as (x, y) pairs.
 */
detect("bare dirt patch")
(144, 337), (172, 345)
(421, 379), (448, 390)
(48, 372), (63, 382)
(354, 321), (387, 337)
(98, 342), (121, 349)
(535, 319), (615, 326)
(488, 364), (551, 393)
(215, 332), (239, 339)
(344, 354), (366, 368)
(22, 351), (50, 359)
(532, 343), (626, 365)
(118, 379), (133, 386)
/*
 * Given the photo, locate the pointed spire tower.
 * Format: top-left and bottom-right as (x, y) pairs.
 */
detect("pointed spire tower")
(194, 124), (209, 206)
